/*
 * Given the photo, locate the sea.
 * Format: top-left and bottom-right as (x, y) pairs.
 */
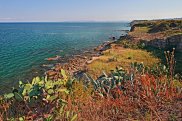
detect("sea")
(0, 22), (130, 93)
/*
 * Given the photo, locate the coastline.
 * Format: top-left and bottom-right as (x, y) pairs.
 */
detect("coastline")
(43, 38), (124, 80)
(0, 21), (131, 95)
(0, 22), (130, 88)
(1, 19), (182, 120)
(0, 33), (128, 94)
(1, 19), (181, 94)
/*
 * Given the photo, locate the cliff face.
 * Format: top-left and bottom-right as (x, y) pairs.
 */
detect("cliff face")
(144, 34), (182, 51)
(167, 35), (182, 51)
(129, 19), (182, 51)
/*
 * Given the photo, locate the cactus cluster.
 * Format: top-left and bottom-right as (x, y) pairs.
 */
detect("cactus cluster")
(4, 69), (72, 103)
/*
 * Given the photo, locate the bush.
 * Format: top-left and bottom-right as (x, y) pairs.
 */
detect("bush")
(0, 69), (77, 120)
(0, 50), (181, 120)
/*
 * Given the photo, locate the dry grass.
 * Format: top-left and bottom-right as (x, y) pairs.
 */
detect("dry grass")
(133, 27), (150, 33)
(162, 29), (182, 37)
(129, 27), (166, 41)
(87, 44), (160, 79)
(129, 22), (182, 41)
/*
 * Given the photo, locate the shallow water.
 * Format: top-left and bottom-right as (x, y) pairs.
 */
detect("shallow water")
(0, 22), (130, 93)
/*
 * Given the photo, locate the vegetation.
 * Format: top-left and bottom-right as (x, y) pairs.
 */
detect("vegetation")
(0, 45), (181, 121)
(0, 69), (77, 120)
(148, 20), (182, 33)
(0, 20), (182, 120)
(87, 43), (159, 79)
(131, 20), (182, 37)
(129, 19), (182, 74)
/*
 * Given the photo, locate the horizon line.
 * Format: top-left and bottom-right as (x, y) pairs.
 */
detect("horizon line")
(0, 17), (181, 23)
(0, 20), (131, 23)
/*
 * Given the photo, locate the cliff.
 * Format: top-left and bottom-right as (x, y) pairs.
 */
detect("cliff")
(144, 34), (182, 51)
(129, 19), (182, 51)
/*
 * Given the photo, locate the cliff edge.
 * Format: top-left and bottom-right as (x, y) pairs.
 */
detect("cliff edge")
(129, 19), (182, 51)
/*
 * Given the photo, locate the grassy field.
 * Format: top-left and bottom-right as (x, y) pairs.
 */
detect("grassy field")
(87, 44), (160, 79)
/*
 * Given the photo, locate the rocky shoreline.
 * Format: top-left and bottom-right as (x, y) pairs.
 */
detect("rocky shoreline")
(44, 19), (182, 80)
(43, 39), (120, 80)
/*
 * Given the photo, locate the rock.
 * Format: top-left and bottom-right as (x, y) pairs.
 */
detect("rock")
(112, 37), (116, 40)
(86, 57), (100, 64)
(130, 26), (135, 32)
(42, 64), (54, 68)
(177, 42), (182, 51)
(74, 55), (87, 59)
(46, 70), (57, 76)
(144, 34), (182, 51)
(46, 56), (61, 61)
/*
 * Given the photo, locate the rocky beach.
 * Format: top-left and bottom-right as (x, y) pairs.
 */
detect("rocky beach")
(43, 39), (118, 80)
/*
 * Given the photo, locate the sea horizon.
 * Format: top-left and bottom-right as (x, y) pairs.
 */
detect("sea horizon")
(0, 21), (131, 24)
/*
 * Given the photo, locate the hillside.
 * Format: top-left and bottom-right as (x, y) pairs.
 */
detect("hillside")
(128, 20), (182, 74)
(0, 20), (182, 121)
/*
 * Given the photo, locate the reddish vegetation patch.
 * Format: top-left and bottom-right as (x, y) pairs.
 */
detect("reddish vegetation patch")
(76, 76), (182, 121)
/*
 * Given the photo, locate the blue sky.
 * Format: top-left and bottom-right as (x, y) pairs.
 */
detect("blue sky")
(0, 0), (181, 22)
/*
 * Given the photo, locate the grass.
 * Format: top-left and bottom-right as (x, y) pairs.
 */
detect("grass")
(0, 19), (181, 121)
(133, 27), (150, 33)
(128, 19), (182, 74)
(130, 20), (182, 39)
(131, 26), (182, 37)
(1, 60), (181, 120)
(87, 44), (160, 79)
(162, 29), (182, 37)
(143, 46), (182, 75)
(0, 46), (181, 120)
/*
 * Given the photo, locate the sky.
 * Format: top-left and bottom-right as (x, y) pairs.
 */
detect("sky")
(0, 0), (181, 22)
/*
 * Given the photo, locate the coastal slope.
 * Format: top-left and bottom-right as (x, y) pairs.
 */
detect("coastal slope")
(0, 19), (182, 121)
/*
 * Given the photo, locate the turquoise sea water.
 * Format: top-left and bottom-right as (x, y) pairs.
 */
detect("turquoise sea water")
(0, 22), (130, 93)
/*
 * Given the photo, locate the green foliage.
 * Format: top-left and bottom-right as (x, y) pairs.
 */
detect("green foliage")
(1, 69), (77, 120)
(4, 93), (14, 99)
(118, 39), (145, 49)
(130, 61), (177, 79)
(4, 69), (72, 103)
(0, 49), (181, 120)
(148, 20), (182, 33)
(86, 67), (128, 98)
(132, 20), (182, 34)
